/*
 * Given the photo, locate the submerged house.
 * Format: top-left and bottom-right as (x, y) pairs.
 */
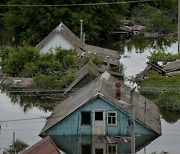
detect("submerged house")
(51, 135), (158, 154)
(35, 22), (120, 67)
(40, 72), (161, 137)
(144, 62), (166, 75)
(63, 61), (123, 95)
(162, 60), (180, 76)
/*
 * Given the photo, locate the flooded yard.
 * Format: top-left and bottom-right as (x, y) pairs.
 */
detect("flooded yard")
(0, 37), (180, 153)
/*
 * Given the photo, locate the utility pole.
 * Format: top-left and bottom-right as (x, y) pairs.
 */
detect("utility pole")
(13, 132), (15, 143)
(80, 19), (83, 47)
(130, 87), (136, 154)
(178, 0), (180, 54)
(13, 132), (16, 154)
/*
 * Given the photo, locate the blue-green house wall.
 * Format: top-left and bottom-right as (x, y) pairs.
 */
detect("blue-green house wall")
(45, 96), (156, 136)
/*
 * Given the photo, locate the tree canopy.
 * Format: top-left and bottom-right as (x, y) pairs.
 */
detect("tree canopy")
(2, 0), (128, 45)
(0, 0), (178, 45)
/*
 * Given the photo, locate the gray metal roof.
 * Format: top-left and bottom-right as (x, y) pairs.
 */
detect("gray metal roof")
(35, 23), (120, 65)
(162, 60), (180, 72)
(63, 61), (123, 95)
(40, 72), (161, 136)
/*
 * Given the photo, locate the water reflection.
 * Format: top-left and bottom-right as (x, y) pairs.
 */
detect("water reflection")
(50, 135), (158, 154)
(105, 36), (177, 54)
(160, 109), (180, 123)
(0, 87), (58, 113)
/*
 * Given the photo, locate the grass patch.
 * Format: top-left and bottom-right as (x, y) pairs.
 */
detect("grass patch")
(140, 73), (180, 94)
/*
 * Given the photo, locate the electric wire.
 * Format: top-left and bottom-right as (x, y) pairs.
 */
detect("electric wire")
(0, 0), (155, 7)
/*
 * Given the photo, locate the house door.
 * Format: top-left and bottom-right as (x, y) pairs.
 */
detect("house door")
(93, 110), (105, 135)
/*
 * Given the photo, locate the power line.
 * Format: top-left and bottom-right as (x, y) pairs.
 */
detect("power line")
(0, 117), (47, 123)
(0, 0), (154, 7)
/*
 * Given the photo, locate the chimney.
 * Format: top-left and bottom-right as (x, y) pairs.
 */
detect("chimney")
(115, 82), (121, 100)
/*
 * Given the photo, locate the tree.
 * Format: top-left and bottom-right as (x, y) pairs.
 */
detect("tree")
(132, 3), (176, 34)
(7, 139), (28, 154)
(3, 0), (128, 45)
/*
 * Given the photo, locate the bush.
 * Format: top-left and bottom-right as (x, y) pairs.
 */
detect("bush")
(1, 45), (40, 76)
(148, 48), (180, 63)
(34, 75), (62, 88)
(156, 92), (180, 112)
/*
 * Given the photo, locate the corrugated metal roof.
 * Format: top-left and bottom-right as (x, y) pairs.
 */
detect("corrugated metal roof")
(40, 72), (161, 136)
(22, 136), (61, 154)
(162, 60), (180, 72)
(35, 23), (119, 65)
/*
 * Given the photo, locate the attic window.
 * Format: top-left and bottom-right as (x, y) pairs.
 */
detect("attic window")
(107, 111), (117, 125)
(81, 112), (91, 125)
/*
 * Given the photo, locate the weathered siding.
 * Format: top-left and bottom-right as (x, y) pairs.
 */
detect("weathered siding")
(45, 97), (155, 136)
(40, 33), (73, 53)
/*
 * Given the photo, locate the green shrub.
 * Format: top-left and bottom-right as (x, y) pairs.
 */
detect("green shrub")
(34, 75), (62, 88)
(148, 48), (180, 63)
(156, 92), (180, 112)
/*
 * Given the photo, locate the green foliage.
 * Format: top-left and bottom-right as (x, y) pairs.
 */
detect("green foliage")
(34, 75), (62, 88)
(0, 46), (81, 88)
(1, 45), (40, 76)
(156, 92), (180, 112)
(132, 3), (176, 34)
(2, 0), (128, 45)
(7, 139), (28, 154)
(146, 9), (175, 34)
(160, 108), (180, 123)
(148, 49), (180, 63)
(141, 73), (180, 94)
(82, 55), (103, 66)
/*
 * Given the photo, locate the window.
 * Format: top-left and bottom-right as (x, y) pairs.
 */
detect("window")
(107, 145), (117, 154)
(81, 112), (91, 125)
(81, 144), (91, 154)
(95, 112), (103, 121)
(95, 148), (103, 154)
(107, 111), (117, 125)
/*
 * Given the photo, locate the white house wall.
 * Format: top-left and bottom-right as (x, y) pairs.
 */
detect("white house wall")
(40, 33), (74, 53)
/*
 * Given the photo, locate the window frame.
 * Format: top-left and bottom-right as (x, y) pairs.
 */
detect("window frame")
(107, 145), (117, 154)
(107, 111), (117, 125)
(81, 111), (91, 125)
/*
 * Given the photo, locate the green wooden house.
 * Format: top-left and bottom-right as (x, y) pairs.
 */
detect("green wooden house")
(40, 72), (161, 137)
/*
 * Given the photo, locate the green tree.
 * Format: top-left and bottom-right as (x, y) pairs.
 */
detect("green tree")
(7, 139), (28, 154)
(3, 0), (128, 45)
(132, 3), (176, 34)
(1, 45), (40, 76)
(146, 9), (175, 34)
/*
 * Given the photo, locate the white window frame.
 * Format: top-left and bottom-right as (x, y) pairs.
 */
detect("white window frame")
(107, 111), (117, 125)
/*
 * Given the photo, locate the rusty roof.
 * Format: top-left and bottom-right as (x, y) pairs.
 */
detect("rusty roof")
(40, 72), (161, 136)
(35, 22), (119, 65)
(22, 136), (61, 154)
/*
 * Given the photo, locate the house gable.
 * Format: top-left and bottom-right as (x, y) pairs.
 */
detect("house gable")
(44, 96), (155, 136)
(39, 32), (74, 53)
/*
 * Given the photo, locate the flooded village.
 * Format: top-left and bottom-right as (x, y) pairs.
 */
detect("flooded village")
(0, 1), (180, 154)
